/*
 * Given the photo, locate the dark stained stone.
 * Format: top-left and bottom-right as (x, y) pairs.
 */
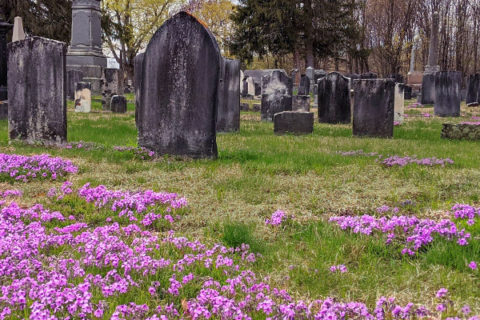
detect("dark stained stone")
(217, 58), (240, 132)
(67, 69), (84, 100)
(138, 12), (220, 158)
(7, 37), (67, 144)
(254, 82), (261, 96)
(317, 72), (351, 124)
(360, 72), (377, 79)
(434, 71), (461, 117)
(466, 74), (480, 106)
(102, 68), (120, 110)
(111, 95), (127, 113)
(298, 75), (310, 96)
(293, 95), (310, 112)
(353, 79), (395, 138)
(404, 85), (412, 100)
(134, 53), (144, 130)
(421, 73), (435, 104)
(261, 70), (293, 121)
(274, 111), (314, 135)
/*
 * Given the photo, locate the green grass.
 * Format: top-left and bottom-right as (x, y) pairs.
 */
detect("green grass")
(0, 99), (479, 311)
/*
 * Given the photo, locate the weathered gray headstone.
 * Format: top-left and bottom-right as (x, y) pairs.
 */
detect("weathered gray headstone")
(8, 37), (67, 143)
(217, 58), (240, 132)
(298, 75), (310, 96)
(274, 111), (314, 135)
(404, 85), (412, 100)
(111, 95), (127, 113)
(134, 53), (144, 129)
(394, 83), (405, 123)
(466, 74), (480, 106)
(317, 72), (351, 124)
(138, 12), (220, 158)
(353, 79), (395, 138)
(434, 71), (461, 117)
(102, 68), (120, 110)
(422, 12), (441, 105)
(75, 82), (92, 113)
(293, 96), (310, 112)
(67, 69), (84, 100)
(421, 73), (436, 105)
(67, 0), (107, 94)
(261, 70), (293, 121)
(12, 17), (26, 42)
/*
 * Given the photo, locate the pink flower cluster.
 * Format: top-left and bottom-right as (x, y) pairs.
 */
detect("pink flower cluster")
(451, 204), (480, 226)
(0, 153), (78, 182)
(330, 265), (348, 273)
(0, 188), (477, 319)
(329, 214), (471, 256)
(381, 156), (454, 167)
(265, 210), (290, 226)
(113, 146), (156, 160)
(407, 103), (423, 108)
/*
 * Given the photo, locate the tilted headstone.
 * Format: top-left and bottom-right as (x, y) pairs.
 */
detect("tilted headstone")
(293, 96), (310, 112)
(298, 75), (310, 96)
(134, 53), (144, 129)
(274, 111), (314, 135)
(466, 74), (480, 106)
(67, 69), (84, 100)
(12, 17), (26, 42)
(261, 70), (293, 121)
(360, 72), (377, 79)
(8, 37), (67, 143)
(394, 83), (405, 123)
(75, 82), (92, 113)
(102, 68), (120, 110)
(421, 73), (436, 105)
(217, 58), (240, 132)
(434, 71), (461, 117)
(353, 79), (395, 138)
(111, 95), (127, 113)
(138, 12), (220, 158)
(317, 72), (351, 124)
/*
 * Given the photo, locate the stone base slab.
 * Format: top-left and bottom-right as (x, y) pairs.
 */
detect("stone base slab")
(441, 123), (480, 140)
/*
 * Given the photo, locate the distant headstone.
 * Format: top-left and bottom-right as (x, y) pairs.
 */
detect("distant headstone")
(138, 12), (220, 158)
(246, 77), (255, 97)
(12, 17), (26, 42)
(353, 79), (395, 138)
(102, 68), (120, 110)
(111, 95), (127, 113)
(298, 75), (310, 96)
(421, 73), (436, 104)
(8, 37), (67, 144)
(404, 85), (412, 100)
(217, 58), (240, 132)
(306, 67), (314, 82)
(274, 111), (314, 135)
(293, 95), (310, 112)
(67, 69), (84, 100)
(466, 74), (480, 106)
(75, 82), (92, 113)
(394, 83), (405, 123)
(360, 72), (377, 79)
(240, 102), (249, 111)
(317, 72), (351, 124)
(434, 71), (461, 117)
(134, 53), (144, 129)
(261, 70), (293, 121)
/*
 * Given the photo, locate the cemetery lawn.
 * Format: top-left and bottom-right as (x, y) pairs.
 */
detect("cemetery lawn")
(0, 100), (479, 314)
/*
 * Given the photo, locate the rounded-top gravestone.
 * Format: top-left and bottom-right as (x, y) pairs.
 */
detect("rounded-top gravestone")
(317, 72), (351, 124)
(111, 95), (127, 113)
(260, 70), (293, 121)
(138, 12), (221, 158)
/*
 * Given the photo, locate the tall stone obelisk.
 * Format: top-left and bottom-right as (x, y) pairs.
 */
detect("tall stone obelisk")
(421, 11), (440, 105)
(67, 0), (107, 94)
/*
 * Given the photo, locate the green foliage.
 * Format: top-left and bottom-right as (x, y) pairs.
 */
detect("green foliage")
(222, 222), (264, 253)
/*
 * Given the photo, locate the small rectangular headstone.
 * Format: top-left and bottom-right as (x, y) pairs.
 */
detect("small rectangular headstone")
(75, 82), (92, 113)
(421, 73), (436, 104)
(353, 79), (395, 138)
(274, 111), (314, 135)
(434, 71), (461, 117)
(293, 95), (310, 112)
(394, 83), (405, 123)
(111, 95), (127, 113)
(217, 58), (240, 132)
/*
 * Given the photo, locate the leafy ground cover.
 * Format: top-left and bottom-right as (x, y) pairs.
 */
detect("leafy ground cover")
(0, 100), (478, 318)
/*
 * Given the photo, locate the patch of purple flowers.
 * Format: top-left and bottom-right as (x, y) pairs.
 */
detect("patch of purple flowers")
(381, 156), (454, 168)
(265, 210), (290, 226)
(0, 153), (77, 182)
(113, 146), (155, 160)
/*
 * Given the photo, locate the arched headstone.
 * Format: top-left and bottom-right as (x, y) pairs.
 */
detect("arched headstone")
(8, 37), (67, 144)
(260, 70), (293, 121)
(138, 12), (221, 158)
(317, 72), (351, 124)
